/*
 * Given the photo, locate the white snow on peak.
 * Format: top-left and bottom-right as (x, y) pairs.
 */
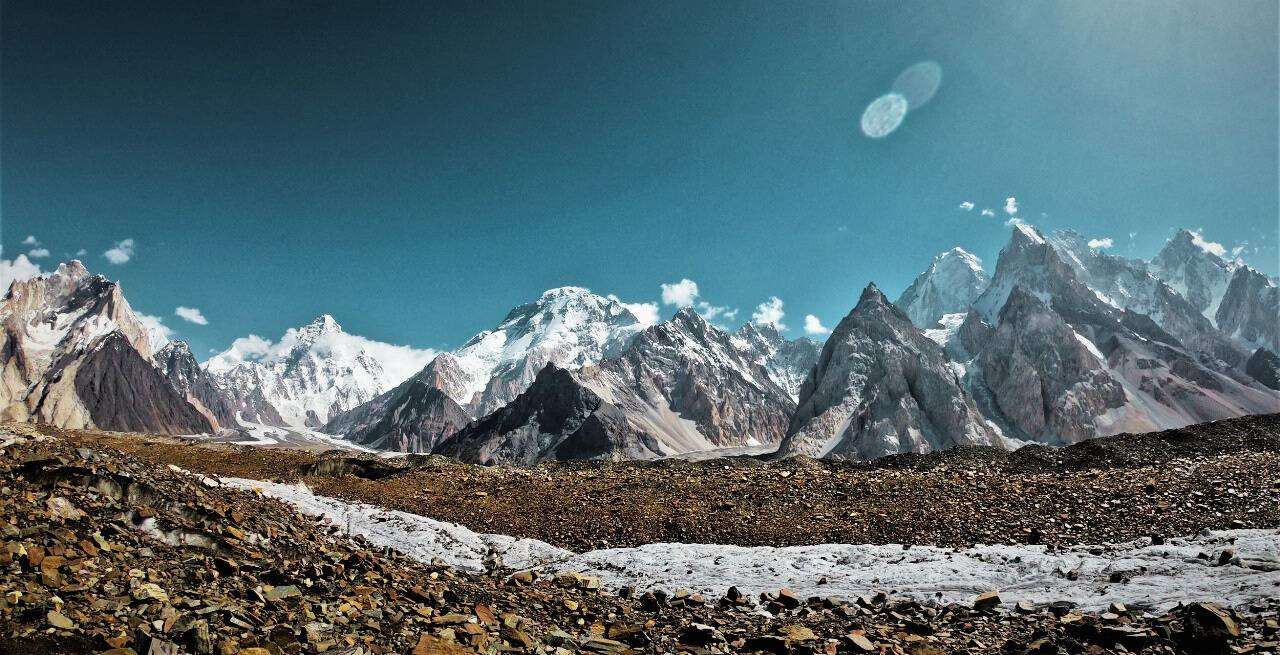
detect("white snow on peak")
(207, 316), (437, 429)
(896, 248), (990, 329)
(1012, 220), (1046, 244)
(445, 287), (647, 412)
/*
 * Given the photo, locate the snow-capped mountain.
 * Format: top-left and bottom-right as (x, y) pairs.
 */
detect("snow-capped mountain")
(437, 309), (798, 463)
(585, 308), (797, 451)
(730, 322), (821, 400)
(207, 315), (417, 429)
(895, 247), (991, 329)
(433, 363), (661, 464)
(1215, 266), (1279, 353)
(322, 286), (650, 448)
(778, 283), (1000, 460)
(1044, 229), (1248, 366)
(155, 341), (239, 430)
(0, 260), (210, 433)
(1150, 228), (1239, 321)
(447, 286), (648, 416)
(965, 224), (1278, 442)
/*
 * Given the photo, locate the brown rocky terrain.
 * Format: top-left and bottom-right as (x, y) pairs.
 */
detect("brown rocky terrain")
(43, 413), (1280, 553)
(3, 423), (1279, 655)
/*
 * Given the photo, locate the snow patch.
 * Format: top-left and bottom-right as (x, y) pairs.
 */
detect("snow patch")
(224, 479), (1280, 613)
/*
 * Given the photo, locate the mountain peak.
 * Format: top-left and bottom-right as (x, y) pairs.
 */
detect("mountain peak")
(159, 340), (194, 357)
(857, 282), (889, 307)
(539, 286), (592, 300)
(1009, 221), (1047, 246)
(301, 314), (343, 336)
(56, 260), (91, 280)
(671, 306), (710, 331)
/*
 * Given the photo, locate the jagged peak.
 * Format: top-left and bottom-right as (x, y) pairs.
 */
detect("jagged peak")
(1007, 220), (1047, 246)
(670, 306), (711, 331)
(296, 314), (344, 339)
(939, 247), (983, 267)
(857, 282), (889, 307)
(55, 259), (91, 279)
(159, 340), (194, 356)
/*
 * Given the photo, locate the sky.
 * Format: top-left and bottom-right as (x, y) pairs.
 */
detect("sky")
(2, 0), (1277, 358)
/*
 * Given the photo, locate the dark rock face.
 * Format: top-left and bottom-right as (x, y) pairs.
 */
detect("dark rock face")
(966, 224), (1279, 441)
(1246, 349), (1280, 391)
(345, 382), (471, 453)
(433, 364), (663, 465)
(778, 284), (1000, 460)
(68, 332), (213, 434)
(957, 310), (994, 356)
(154, 341), (240, 430)
(597, 309), (797, 450)
(323, 353), (474, 446)
(412, 310), (799, 463)
(1216, 266), (1279, 353)
(977, 287), (1126, 443)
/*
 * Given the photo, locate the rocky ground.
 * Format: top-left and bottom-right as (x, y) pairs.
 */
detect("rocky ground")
(40, 413), (1280, 552)
(3, 425), (1279, 655)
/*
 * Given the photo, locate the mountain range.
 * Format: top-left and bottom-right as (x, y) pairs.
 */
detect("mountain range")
(2, 223), (1276, 462)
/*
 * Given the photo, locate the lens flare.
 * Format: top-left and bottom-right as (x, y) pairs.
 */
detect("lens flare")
(892, 61), (943, 110)
(860, 93), (909, 138)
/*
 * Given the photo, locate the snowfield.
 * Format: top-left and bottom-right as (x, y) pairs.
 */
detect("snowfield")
(224, 478), (1280, 613)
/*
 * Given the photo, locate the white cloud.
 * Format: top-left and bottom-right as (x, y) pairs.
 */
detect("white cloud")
(751, 296), (786, 330)
(103, 238), (136, 264)
(803, 314), (830, 335)
(349, 337), (438, 385)
(958, 201), (975, 211)
(1005, 217), (1032, 229)
(0, 254), (43, 293)
(136, 313), (174, 344)
(219, 334), (274, 363)
(660, 279), (699, 308)
(22, 235), (40, 246)
(659, 278), (738, 323)
(1004, 197), (1018, 215)
(175, 306), (209, 325)
(697, 302), (736, 322)
(27, 248), (50, 258)
(1087, 238), (1114, 250)
(75, 248), (88, 257)
(980, 208), (995, 217)
(1188, 229), (1227, 257)
(1230, 242), (1248, 260)
(607, 294), (659, 327)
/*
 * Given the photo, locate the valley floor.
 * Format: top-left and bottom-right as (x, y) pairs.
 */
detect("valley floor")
(5, 415), (1280, 654)
(40, 413), (1280, 551)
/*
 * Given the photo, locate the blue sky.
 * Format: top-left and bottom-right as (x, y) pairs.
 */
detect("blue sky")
(2, 0), (1276, 357)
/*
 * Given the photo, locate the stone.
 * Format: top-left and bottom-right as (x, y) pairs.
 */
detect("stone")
(264, 584), (301, 601)
(133, 583), (170, 604)
(778, 624), (818, 641)
(411, 634), (473, 655)
(47, 610), (75, 629)
(1181, 602), (1240, 654)
(848, 633), (877, 652)
(974, 591), (1001, 609)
